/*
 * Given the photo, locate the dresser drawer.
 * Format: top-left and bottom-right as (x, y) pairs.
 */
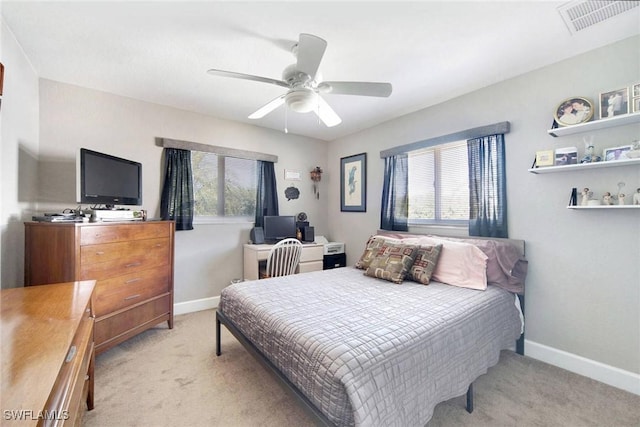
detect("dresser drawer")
(80, 222), (170, 246)
(93, 267), (171, 316)
(79, 244), (169, 281)
(45, 309), (94, 426)
(94, 294), (171, 347)
(81, 237), (169, 265)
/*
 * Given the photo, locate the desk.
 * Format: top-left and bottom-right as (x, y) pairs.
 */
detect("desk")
(1, 280), (95, 426)
(243, 243), (324, 280)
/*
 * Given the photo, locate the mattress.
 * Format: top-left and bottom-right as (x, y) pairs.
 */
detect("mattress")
(219, 266), (522, 426)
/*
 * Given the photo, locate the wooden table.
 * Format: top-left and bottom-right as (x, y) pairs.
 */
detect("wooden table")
(1, 281), (96, 426)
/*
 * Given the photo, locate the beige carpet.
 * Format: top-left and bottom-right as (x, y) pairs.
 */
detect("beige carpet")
(84, 310), (639, 427)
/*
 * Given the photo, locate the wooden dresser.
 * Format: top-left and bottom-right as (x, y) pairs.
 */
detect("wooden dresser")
(24, 221), (175, 355)
(1, 281), (95, 426)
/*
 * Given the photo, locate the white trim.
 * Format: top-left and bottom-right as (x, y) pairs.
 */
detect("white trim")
(525, 339), (640, 396)
(174, 296), (219, 316)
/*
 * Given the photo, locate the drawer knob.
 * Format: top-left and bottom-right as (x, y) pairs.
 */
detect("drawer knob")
(95, 251), (105, 256)
(124, 294), (141, 301)
(125, 278), (141, 284)
(125, 262), (142, 268)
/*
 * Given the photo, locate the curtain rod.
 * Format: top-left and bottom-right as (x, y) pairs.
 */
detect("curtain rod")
(380, 121), (510, 158)
(158, 137), (278, 163)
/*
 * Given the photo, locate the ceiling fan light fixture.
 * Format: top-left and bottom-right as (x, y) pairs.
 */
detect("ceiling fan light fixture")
(285, 88), (317, 113)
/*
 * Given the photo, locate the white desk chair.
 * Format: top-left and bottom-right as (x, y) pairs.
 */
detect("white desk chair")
(260, 238), (303, 279)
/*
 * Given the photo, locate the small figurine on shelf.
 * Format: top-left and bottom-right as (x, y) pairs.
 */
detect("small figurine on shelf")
(581, 187), (591, 206)
(618, 194), (625, 205)
(633, 188), (640, 205)
(602, 192), (614, 205)
(580, 139), (601, 163)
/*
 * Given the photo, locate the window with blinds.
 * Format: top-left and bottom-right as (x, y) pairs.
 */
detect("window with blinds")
(408, 140), (469, 225)
(192, 151), (257, 218)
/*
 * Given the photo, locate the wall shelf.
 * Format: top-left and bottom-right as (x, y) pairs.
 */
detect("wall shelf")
(528, 157), (640, 174)
(547, 112), (640, 137)
(567, 205), (640, 209)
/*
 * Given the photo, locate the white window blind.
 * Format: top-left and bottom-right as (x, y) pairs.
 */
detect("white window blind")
(408, 140), (469, 224)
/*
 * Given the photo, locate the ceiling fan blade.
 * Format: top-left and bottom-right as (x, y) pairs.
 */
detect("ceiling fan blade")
(296, 33), (327, 80)
(315, 96), (342, 127)
(318, 81), (392, 97)
(248, 94), (286, 119)
(207, 69), (289, 89)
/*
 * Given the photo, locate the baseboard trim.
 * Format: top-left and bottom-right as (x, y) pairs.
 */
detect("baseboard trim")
(174, 296), (219, 316)
(525, 339), (639, 396)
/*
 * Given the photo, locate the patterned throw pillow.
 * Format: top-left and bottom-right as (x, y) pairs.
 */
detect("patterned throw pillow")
(364, 243), (418, 284)
(355, 236), (393, 270)
(406, 244), (443, 285)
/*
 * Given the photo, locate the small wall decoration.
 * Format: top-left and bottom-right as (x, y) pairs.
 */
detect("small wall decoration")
(599, 87), (629, 119)
(553, 97), (593, 126)
(284, 185), (300, 201)
(284, 169), (301, 181)
(603, 144), (633, 161)
(310, 166), (322, 199)
(340, 153), (366, 212)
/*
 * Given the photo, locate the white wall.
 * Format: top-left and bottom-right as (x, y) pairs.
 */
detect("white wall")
(1, 18), (40, 289)
(328, 36), (640, 383)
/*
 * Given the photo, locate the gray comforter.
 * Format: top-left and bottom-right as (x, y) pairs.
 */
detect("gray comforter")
(219, 267), (522, 426)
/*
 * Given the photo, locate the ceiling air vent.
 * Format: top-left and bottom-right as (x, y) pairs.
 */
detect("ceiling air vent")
(558, 0), (639, 34)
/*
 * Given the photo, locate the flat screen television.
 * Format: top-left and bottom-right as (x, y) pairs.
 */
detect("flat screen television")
(76, 148), (142, 207)
(263, 215), (296, 243)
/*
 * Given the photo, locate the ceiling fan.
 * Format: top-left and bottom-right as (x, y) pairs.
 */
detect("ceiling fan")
(207, 33), (392, 128)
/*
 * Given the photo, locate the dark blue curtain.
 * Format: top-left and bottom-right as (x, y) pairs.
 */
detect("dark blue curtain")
(467, 134), (507, 238)
(255, 161), (279, 228)
(160, 148), (194, 231)
(380, 154), (408, 231)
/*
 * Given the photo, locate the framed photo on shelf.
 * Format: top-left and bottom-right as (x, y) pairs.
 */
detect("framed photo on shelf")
(553, 97), (593, 127)
(603, 145), (633, 161)
(599, 87), (629, 119)
(340, 153), (366, 212)
(555, 147), (578, 165)
(632, 83), (640, 98)
(633, 97), (640, 114)
(535, 150), (554, 167)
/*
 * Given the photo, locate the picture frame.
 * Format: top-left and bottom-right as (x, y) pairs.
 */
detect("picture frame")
(554, 147), (577, 166)
(599, 87), (629, 119)
(632, 83), (640, 98)
(553, 97), (593, 127)
(535, 150), (554, 167)
(633, 97), (640, 114)
(603, 145), (633, 161)
(340, 153), (366, 212)
(284, 169), (301, 181)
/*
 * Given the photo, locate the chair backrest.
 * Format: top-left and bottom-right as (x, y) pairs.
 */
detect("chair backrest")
(265, 238), (303, 278)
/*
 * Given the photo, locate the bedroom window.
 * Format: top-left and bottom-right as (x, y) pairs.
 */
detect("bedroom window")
(191, 151), (257, 220)
(408, 140), (469, 225)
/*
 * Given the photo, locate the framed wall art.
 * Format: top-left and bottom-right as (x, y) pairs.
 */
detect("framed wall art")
(340, 153), (366, 212)
(599, 87), (629, 119)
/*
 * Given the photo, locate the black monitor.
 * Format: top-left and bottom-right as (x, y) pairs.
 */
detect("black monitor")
(263, 215), (296, 243)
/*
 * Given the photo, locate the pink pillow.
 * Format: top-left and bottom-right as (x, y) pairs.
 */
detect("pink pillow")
(414, 236), (488, 290)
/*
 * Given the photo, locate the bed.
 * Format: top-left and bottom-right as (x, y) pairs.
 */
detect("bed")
(216, 233), (527, 426)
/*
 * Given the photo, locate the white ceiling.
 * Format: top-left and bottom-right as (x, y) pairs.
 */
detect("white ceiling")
(3, 1), (639, 141)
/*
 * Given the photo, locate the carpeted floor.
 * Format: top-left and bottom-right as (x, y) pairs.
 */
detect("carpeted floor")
(83, 309), (639, 427)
